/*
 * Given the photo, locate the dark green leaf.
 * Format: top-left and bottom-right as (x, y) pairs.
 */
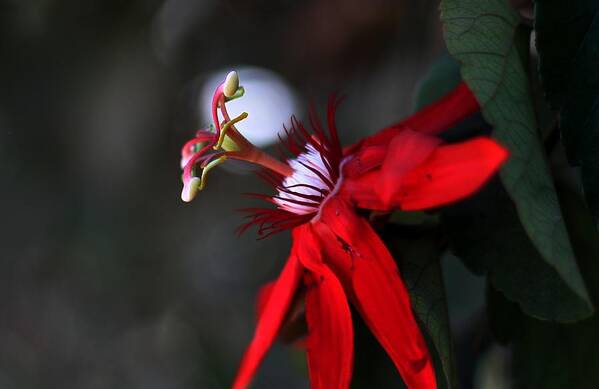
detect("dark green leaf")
(442, 178), (593, 321)
(535, 2), (599, 225)
(488, 184), (599, 388)
(440, 0), (592, 310)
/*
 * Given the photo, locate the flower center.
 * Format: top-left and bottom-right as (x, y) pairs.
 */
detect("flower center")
(180, 71), (295, 202)
(274, 144), (337, 215)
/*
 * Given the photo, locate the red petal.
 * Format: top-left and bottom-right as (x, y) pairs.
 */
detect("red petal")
(232, 252), (303, 389)
(400, 82), (478, 135)
(341, 130), (439, 211)
(340, 169), (388, 211)
(344, 130), (440, 179)
(343, 143), (387, 177)
(256, 280), (309, 347)
(342, 137), (508, 211)
(379, 129), (441, 203)
(313, 199), (437, 389)
(357, 82), (479, 149)
(255, 281), (275, 320)
(395, 137), (508, 210)
(294, 225), (354, 389)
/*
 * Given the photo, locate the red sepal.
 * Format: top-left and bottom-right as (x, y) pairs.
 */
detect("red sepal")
(400, 82), (479, 135)
(344, 137), (508, 211)
(313, 198), (437, 389)
(256, 281), (275, 320)
(294, 225), (354, 389)
(232, 253), (303, 389)
(360, 82), (479, 148)
(341, 129), (439, 211)
(392, 137), (508, 210)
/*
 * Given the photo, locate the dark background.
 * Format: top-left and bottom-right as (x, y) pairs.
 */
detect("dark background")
(0, 1), (501, 388)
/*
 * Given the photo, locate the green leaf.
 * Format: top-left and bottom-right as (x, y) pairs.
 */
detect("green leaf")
(384, 228), (457, 389)
(440, 0), (592, 311)
(488, 184), (599, 387)
(442, 178), (593, 321)
(535, 2), (599, 225)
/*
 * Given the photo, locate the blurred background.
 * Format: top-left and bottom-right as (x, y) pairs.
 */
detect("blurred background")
(0, 1), (503, 388)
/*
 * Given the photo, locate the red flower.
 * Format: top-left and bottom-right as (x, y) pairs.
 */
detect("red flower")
(180, 71), (508, 389)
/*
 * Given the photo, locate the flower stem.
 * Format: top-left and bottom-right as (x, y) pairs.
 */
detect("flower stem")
(219, 95), (293, 177)
(243, 148), (293, 177)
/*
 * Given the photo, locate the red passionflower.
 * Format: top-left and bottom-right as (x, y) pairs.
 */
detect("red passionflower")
(180, 71), (508, 389)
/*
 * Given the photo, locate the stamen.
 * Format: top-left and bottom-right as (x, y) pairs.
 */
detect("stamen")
(225, 86), (245, 102)
(181, 70), (301, 203)
(199, 155), (228, 191)
(181, 177), (201, 203)
(181, 134), (214, 168)
(181, 142), (214, 202)
(211, 86), (225, 135)
(223, 71), (239, 98)
(214, 112), (248, 150)
(181, 154), (228, 203)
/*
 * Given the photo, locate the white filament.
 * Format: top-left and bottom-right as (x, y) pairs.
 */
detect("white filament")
(274, 144), (332, 215)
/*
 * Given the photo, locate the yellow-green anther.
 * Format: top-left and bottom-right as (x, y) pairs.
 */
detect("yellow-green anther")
(225, 86), (245, 102)
(214, 112), (248, 150)
(181, 177), (201, 202)
(223, 71), (239, 98)
(199, 155), (228, 191)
